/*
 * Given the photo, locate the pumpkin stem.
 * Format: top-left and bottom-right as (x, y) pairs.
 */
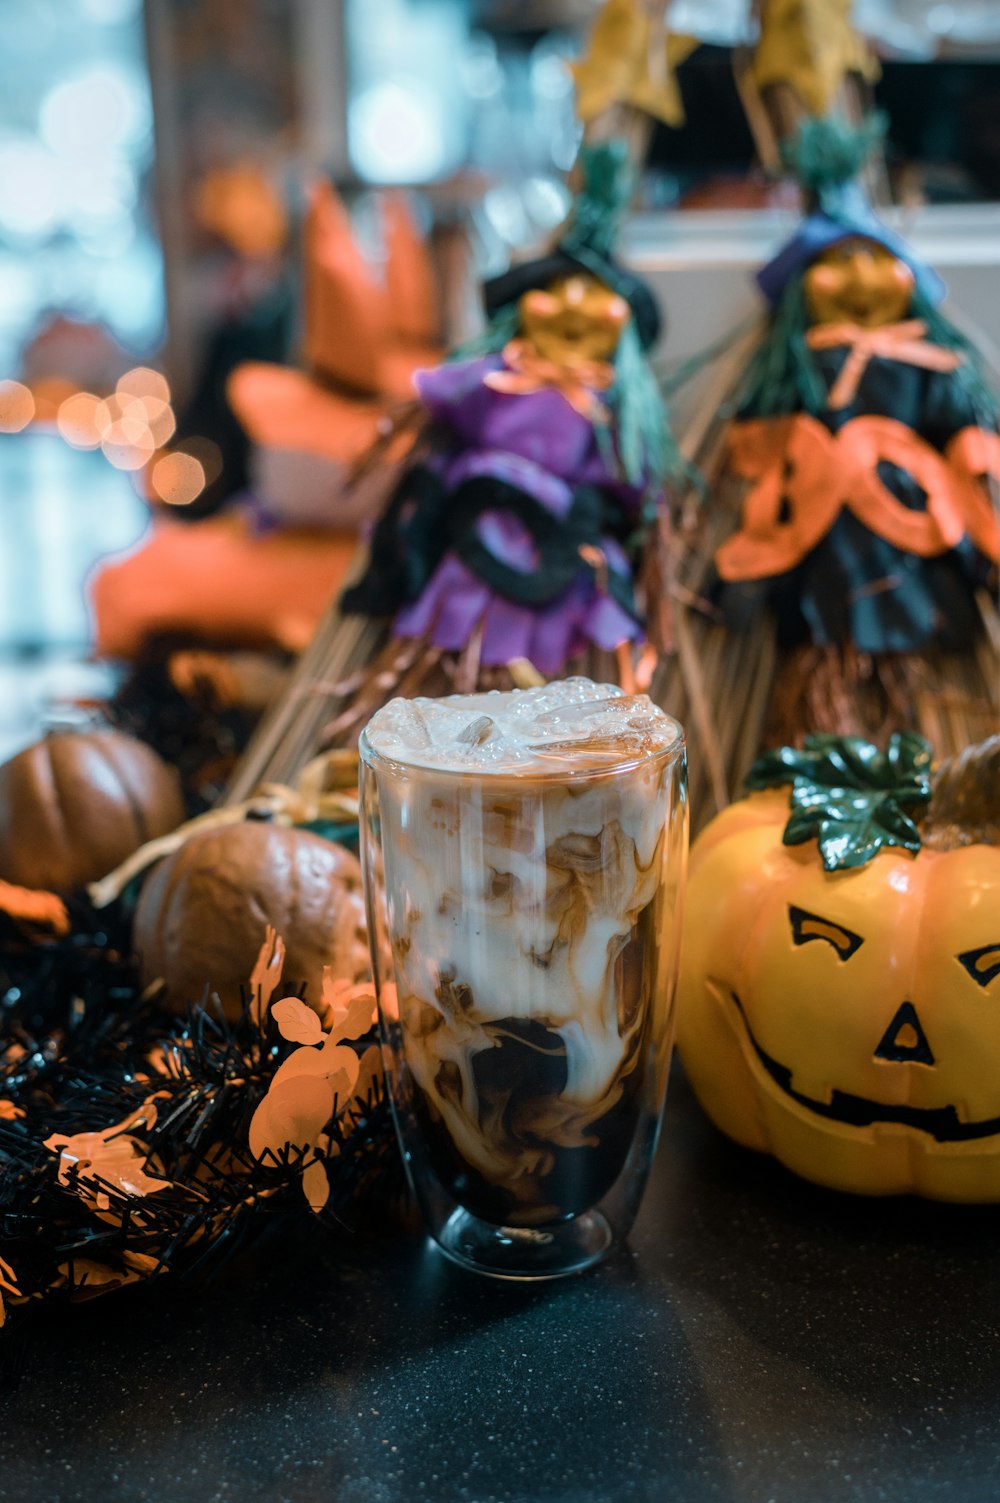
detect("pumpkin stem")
(924, 734), (1000, 850)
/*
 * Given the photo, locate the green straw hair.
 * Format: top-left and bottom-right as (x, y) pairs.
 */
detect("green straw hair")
(613, 318), (691, 492)
(735, 275), (827, 417)
(446, 301), (520, 364)
(910, 284), (1000, 426)
(782, 112), (887, 209)
(559, 139), (635, 264)
(608, 315), (685, 492)
(735, 272), (1000, 423)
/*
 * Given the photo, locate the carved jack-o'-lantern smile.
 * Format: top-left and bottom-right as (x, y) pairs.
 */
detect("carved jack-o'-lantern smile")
(722, 904), (1000, 1142)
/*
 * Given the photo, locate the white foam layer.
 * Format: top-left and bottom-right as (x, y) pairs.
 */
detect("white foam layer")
(363, 679), (681, 774)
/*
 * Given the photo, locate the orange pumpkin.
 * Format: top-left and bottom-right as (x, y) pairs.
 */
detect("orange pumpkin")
(0, 730), (184, 893)
(677, 734), (1000, 1201)
(133, 820), (370, 1020)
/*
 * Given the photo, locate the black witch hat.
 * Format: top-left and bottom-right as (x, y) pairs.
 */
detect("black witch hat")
(482, 140), (662, 351)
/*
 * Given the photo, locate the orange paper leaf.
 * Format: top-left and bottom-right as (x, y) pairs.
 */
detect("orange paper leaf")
(55, 1258), (144, 1298)
(44, 1128), (169, 1201)
(302, 1157), (331, 1213)
(322, 973), (377, 1041)
(272, 996), (325, 1045)
(350, 1045), (385, 1115)
(248, 1074), (334, 1161)
(249, 925), (285, 1026)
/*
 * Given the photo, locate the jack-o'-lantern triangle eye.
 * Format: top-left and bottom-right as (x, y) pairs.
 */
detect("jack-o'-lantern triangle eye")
(874, 1002), (935, 1066)
(788, 905), (864, 960)
(958, 945), (1000, 989)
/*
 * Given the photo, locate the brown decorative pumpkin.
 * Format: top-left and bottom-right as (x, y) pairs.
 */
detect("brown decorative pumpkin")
(134, 820), (370, 1019)
(0, 730), (185, 893)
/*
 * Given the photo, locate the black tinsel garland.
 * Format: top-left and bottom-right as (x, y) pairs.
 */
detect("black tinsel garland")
(0, 900), (403, 1339)
(100, 640), (267, 815)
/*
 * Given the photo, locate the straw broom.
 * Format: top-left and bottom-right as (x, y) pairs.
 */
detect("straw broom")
(224, 4), (999, 829)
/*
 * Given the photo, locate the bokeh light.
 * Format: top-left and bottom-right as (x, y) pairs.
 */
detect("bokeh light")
(0, 381), (35, 434)
(101, 420), (155, 470)
(39, 66), (152, 156)
(135, 396), (175, 447)
(56, 391), (103, 449)
(30, 378), (78, 424)
(175, 436), (223, 487)
(151, 451), (206, 507)
(350, 79), (447, 183)
(117, 366), (170, 403)
(79, 0), (144, 22)
(0, 139), (63, 240)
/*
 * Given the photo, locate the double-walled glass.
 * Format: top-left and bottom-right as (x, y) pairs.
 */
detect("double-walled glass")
(359, 718), (687, 1280)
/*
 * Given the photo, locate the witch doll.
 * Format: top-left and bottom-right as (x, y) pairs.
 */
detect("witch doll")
(704, 117), (1000, 754)
(331, 140), (680, 729)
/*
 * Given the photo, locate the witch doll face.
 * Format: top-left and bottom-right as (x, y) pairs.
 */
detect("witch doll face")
(518, 275), (631, 368)
(804, 236), (916, 329)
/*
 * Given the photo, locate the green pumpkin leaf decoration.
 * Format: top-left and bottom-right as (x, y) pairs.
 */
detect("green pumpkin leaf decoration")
(746, 732), (933, 871)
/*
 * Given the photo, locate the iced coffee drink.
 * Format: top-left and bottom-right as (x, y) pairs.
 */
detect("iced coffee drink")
(359, 679), (687, 1278)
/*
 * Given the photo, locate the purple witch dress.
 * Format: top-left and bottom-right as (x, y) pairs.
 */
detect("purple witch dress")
(387, 353), (645, 678)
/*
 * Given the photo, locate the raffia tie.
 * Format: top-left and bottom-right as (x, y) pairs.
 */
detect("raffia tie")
(806, 319), (963, 410)
(483, 339), (614, 422)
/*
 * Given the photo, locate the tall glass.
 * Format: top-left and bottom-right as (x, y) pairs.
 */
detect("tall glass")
(359, 688), (687, 1280)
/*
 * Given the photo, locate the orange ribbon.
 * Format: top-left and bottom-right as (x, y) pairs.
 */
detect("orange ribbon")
(806, 319), (964, 410)
(717, 414), (1000, 582)
(483, 339), (614, 422)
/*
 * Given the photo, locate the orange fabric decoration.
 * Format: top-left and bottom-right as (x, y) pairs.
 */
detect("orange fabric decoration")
(304, 180), (388, 395)
(946, 426), (1000, 562)
(0, 879), (69, 935)
(382, 190), (441, 346)
(227, 363), (392, 460)
(90, 516), (358, 659)
(806, 319), (964, 409)
(718, 415), (1000, 583)
(484, 338), (614, 421)
(228, 182), (441, 458)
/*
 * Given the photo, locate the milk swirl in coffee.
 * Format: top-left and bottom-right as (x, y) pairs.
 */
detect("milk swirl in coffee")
(364, 680), (681, 1227)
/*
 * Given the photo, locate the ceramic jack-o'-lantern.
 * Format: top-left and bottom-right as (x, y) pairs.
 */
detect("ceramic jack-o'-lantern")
(677, 732), (1000, 1201)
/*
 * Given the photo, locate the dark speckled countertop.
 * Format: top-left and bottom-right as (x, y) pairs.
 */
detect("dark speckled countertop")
(4, 1068), (1000, 1503)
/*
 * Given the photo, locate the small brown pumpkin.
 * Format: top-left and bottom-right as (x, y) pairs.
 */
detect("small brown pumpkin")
(0, 730), (185, 893)
(133, 820), (370, 1019)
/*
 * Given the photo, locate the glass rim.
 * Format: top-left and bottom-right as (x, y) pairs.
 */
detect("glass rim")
(358, 717), (686, 787)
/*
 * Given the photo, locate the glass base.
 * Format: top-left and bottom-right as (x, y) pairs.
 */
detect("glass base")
(433, 1207), (614, 1281)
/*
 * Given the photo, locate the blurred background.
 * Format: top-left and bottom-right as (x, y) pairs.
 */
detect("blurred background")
(1, 0), (999, 757)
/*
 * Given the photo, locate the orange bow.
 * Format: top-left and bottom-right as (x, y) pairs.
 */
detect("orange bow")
(483, 339), (614, 422)
(806, 319), (963, 410)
